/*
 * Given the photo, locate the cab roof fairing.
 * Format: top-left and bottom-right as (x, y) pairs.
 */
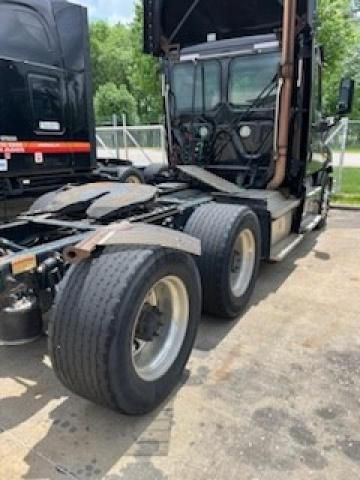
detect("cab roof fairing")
(143, 0), (317, 57)
(0, 0), (82, 25)
(0, 0), (89, 70)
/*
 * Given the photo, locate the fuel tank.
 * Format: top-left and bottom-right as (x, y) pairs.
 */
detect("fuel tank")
(0, 294), (43, 345)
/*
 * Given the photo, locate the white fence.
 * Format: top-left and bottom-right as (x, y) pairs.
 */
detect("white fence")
(325, 118), (349, 193)
(326, 119), (360, 193)
(96, 125), (167, 167)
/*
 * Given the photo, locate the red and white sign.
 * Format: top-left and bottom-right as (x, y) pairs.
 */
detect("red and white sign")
(0, 141), (91, 155)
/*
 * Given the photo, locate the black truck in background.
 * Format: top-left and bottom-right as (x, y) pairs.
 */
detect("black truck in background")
(0, 0), (144, 221)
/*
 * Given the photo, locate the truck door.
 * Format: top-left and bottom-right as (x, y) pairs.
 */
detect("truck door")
(308, 47), (327, 176)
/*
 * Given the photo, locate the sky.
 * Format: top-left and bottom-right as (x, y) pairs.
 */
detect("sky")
(78, 0), (135, 24)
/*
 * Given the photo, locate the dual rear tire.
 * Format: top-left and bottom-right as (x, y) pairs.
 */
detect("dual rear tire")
(48, 204), (261, 415)
(185, 204), (261, 318)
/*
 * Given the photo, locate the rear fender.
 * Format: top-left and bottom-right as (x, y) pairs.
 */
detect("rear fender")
(63, 222), (201, 263)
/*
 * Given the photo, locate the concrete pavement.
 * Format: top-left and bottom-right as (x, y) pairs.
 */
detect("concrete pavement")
(1, 210), (360, 480)
(333, 151), (360, 168)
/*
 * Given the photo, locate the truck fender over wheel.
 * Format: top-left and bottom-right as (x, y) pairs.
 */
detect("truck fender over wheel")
(185, 203), (261, 319)
(48, 247), (201, 415)
(28, 189), (62, 213)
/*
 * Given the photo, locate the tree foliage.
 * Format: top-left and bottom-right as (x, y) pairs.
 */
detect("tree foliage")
(129, 2), (163, 123)
(95, 82), (138, 124)
(90, 2), (162, 124)
(318, 0), (360, 118)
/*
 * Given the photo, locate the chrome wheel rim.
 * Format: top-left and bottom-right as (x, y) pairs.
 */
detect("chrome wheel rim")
(230, 229), (256, 298)
(132, 276), (189, 382)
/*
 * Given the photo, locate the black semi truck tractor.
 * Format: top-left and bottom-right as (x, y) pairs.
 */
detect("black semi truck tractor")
(0, 0), (144, 221)
(0, 0), (355, 415)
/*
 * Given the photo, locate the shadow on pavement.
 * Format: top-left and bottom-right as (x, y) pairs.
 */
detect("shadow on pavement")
(0, 339), (177, 479)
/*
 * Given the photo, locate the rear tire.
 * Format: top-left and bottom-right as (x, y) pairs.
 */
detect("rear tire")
(49, 247), (201, 415)
(185, 203), (261, 319)
(116, 166), (144, 184)
(144, 164), (169, 184)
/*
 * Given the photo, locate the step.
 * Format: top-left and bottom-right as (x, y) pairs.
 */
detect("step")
(215, 189), (301, 219)
(306, 186), (322, 199)
(268, 196), (301, 220)
(177, 165), (243, 194)
(270, 234), (304, 262)
(301, 214), (322, 233)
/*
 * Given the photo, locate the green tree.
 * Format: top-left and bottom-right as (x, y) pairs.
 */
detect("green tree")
(89, 21), (111, 91)
(343, 44), (360, 118)
(94, 82), (138, 124)
(90, 21), (133, 92)
(318, 0), (360, 117)
(89, 9), (163, 124)
(128, 2), (163, 123)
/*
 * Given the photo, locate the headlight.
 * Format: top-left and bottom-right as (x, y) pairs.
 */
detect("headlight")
(239, 125), (252, 139)
(199, 126), (209, 139)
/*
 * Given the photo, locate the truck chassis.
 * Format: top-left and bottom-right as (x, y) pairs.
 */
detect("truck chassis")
(0, 166), (328, 414)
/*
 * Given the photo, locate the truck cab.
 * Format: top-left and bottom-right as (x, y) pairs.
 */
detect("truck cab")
(164, 34), (281, 189)
(144, 0), (354, 197)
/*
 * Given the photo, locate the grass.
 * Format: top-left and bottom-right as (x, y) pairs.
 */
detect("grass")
(332, 167), (360, 205)
(345, 147), (360, 154)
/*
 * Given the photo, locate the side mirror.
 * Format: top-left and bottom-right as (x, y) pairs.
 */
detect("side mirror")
(337, 78), (355, 116)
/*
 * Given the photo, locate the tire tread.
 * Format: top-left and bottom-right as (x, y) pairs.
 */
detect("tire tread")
(185, 203), (261, 318)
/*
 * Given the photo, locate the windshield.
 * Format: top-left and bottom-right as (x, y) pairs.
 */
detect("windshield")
(228, 52), (280, 108)
(172, 60), (221, 114)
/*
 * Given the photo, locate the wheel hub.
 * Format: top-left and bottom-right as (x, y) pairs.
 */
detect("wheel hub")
(131, 276), (190, 382)
(230, 229), (256, 298)
(231, 252), (242, 274)
(135, 304), (164, 342)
